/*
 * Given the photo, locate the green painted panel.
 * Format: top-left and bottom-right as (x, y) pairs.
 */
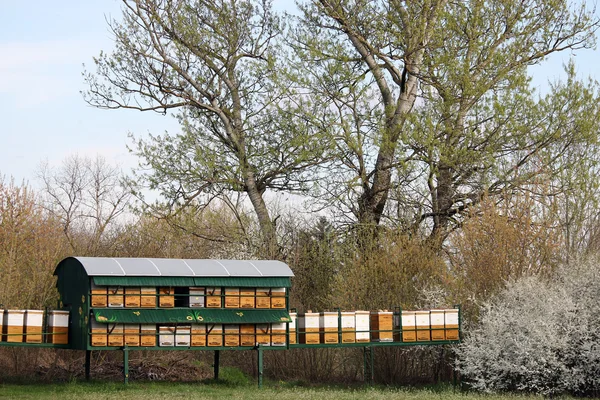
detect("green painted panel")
(93, 308), (291, 324)
(92, 276), (291, 288)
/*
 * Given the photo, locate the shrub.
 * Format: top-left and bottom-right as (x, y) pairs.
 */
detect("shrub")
(457, 256), (600, 396)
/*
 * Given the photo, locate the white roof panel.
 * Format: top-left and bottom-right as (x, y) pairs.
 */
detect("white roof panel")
(72, 257), (293, 277)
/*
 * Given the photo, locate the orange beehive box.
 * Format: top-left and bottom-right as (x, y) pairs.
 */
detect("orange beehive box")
(124, 324), (140, 346)
(91, 282), (108, 307)
(125, 287), (141, 308)
(255, 288), (271, 309)
(207, 324), (223, 346)
(256, 324), (271, 346)
(225, 288), (240, 308)
(320, 312), (339, 344)
(370, 311), (393, 342)
(158, 287), (175, 308)
(270, 288), (286, 309)
(240, 288), (255, 308)
(140, 324), (156, 347)
(224, 325), (240, 347)
(271, 322), (286, 346)
(108, 287), (124, 307)
(90, 319), (107, 347)
(299, 312), (320, 344)
(4, 310), (25, 343)
(140, 287), (157, 308)
(108, 324), (124, 347)
(206, 288), (222, 308)
(25, 310), (43, 343)
(240, 324), (255, 346)
(191, 324), (206, 346)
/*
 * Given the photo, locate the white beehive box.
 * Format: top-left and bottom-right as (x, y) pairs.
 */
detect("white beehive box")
(341, 312), (356, 343)
(445, 309), (460, 340)
(189, 287), (205, 308)
(25, 310), (43, 343)
(355, 311), (370, 342)
(140, 324), (156, 347)
(271, 322), (286, 346)
(401, 311), (416, 342)
(415, 311), (431, 341)
(175, 325), (191, 346)
(320, 312), (339, 344)
(289, 312), (297, 344)
(5, 310), (25, 343)
(430, 310), (446, 341)
(300, 312), (319, 344)
(159, 326), (175, 346)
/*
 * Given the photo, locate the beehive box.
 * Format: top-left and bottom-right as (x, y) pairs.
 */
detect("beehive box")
(108, 287), (124, 307)
(25, 310), (43, 343)
(140, 287), (157, 308)
(401, 311), (416, 342)
(207, 324), (223, 346)
(271, 288), (286, 309)
(125, 287), (141, 308)
(271, 322), (286, 346)
(320, 312), (339, 344)
(240, 324), (255, 346)
(240, 288), (255, 308)
(159, 326), (175, 346)
(430, 310), (445, 341)
(4, 310), (25, 343)
(124, 324), (140, 346)
(206, 288), (222, 308)
(355, 311), (370, 342)
(141, 324), (156, 347)
(445, 309), (459, 340)
(256, 324), (271, 346)
(225, 288), (240, 308)
(191, 324), (206, 346)
(158, 287), (175, 308)
(189, 287), (205, 308)
(224, 325), (240, 347)
(341, 312), (356, 343)
(91, 282), (108, 307)
(415, 311), (431, 341)
(108, 324), (124, 346)
(175, 325), (191, 346)
(90, 319), (107, 347)
(288, 313), (297, 345)
(255, 288), (270, 309)
(299, 312), (320, 344)
(370, 311), (393, 342)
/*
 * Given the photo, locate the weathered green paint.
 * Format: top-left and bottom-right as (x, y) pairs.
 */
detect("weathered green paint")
(123, 347), (129, 384)
(92, 309), (291, 324)
(257, 346), (264, 388)
(93, 276), (291, 288)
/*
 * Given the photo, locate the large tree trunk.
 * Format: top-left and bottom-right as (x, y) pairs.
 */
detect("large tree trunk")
(244, 170), (277, 258)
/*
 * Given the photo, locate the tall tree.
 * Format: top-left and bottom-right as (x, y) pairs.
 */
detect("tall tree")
(296, 0), (598, 237)
(84, 0), (331, 256)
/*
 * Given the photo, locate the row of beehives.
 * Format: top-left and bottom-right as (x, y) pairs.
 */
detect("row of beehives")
(296, 309), (460, 344)
(90, 321), (290, 347)
(0, 310), (69, 344)
(91, 285), (287, 309)
(89, 309), (460, 347)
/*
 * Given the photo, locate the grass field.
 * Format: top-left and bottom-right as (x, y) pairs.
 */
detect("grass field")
(0, 381), (553, 400)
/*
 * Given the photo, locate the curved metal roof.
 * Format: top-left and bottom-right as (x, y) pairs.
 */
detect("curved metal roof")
(64, 257), (294, 277)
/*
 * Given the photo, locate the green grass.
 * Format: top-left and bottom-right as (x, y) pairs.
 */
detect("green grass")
(0, 380), (553, 400)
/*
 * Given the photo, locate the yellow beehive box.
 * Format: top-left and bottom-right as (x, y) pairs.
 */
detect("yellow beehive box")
(158, 287), (175, 308)
(90, 319), (107, 347)
(255, 288), (271, 309)
(4, 310), (25, 343)
(125, 287), (141, 308)
(191, 324), (206, 346)
(108, 324), (124, 347)
(175, 325), (191, 347)
(108, 287), (124, 307)
(445, 309), (460, 341)
(91, 282), (108, 307)
(430, 310), (446, 341)
(320, 312), (339, 344)
(288, 313), (297, 345)
(224, 325), (240, 347)
(271, 322), (286, 346)
(370, 311), (393, 342)
(270, 288), (286, 309)
(140, 324), (156, 347)
(25, 310), (43, 343)
(159, 326), (175, 346)
(140, 287), (157, 308)
(341, 312), (356, 343)
(256, 324), (271, 346)
(299, 312), (320, 344)
(225, 288), (240, 308)
(401, 311), (417, 342)
(415, 311), (431, 342)
(207, 324), (223, 346)
(355, 311), (370, 342)
(240, 324), (255, 346)
(124, 324), (140, 347)
(189, 287), (205, 308)
(240, 288), (255, 308)
(206, 288), (222, 308)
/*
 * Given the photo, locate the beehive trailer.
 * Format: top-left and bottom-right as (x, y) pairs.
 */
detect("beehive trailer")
(0, 257), (461, 387)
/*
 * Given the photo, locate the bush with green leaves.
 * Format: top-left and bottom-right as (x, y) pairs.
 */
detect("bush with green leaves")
(457, 257), (600, 397)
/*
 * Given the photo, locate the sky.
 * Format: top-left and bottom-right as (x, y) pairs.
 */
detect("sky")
(1, 1), (599, 187)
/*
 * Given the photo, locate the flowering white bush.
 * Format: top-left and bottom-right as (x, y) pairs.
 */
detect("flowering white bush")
(457, 257), (600, 396)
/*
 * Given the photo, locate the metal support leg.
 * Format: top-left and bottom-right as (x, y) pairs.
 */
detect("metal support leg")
(214, 350), (220, 380)
(85, 350), (91, 381)
(257, 346), (264, 388)
(363, 346), (374, 386)
(123, 347), (129, 384)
